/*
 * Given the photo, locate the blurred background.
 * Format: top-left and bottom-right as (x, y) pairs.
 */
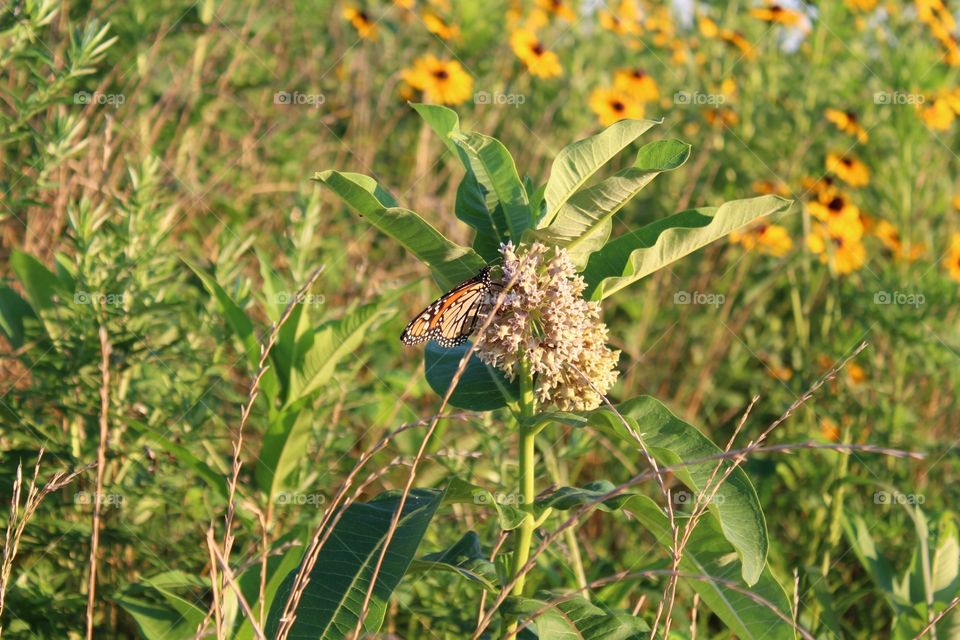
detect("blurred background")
(1, 0), (959, 637)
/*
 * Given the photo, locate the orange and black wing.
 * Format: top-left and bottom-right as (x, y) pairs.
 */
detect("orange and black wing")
(400, 267), (493, 348)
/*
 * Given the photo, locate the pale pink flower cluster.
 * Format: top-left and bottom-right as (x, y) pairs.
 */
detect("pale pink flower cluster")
(476, 243), (620, 411)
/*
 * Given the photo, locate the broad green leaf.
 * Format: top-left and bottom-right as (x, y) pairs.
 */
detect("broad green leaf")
(0, 285), (36, 349)
(503, 593), (649, 639)
(265, 490), (443, 639)
(235, 535), (306, 640)
(424, 342), (519, 411)
(543, 483), (795, 639)
(408, 531), (498, 592)
(844, 514), (897, 602)
(582, 195), (793, 300)
(932, 513), (959, 603)
(535, 139), (690, 267)
(255, 404), (313, 500)
(412, 103), (506, 260)
(313, 170), (485, 290)
(451, 131), (532, 239)
(10, 250), (70, 342)
(585, 396), (768, 585)
(184, 259), (281, 403)
(114, 572), (207, 640)
(540, 119), (660, 228)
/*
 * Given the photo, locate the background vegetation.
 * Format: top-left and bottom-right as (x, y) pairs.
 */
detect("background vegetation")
(1, 0), (959, 637)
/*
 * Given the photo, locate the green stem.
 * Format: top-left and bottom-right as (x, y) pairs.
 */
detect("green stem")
(503, 358), (537, 638)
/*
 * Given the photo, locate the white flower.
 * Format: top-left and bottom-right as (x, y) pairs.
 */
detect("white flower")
(476, 243), (620, 411)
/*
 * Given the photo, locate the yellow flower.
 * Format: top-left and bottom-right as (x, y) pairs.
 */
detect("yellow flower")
(599, 0), (642, 36)
(536, 0), (577, 22)
(589, 87), (644, 126)
(401, 55), (473, 105)
(720, 29), (756, 59)
(826, 152), (870, 187)
(752, 180), (791, 196)
(920, 96), (956, 130)
(845, 0), (877, 10)
(819, 417), (840, 442)
(825, 108), (869, 142)
(768, 363), (793, 381)
(343, 7), (378, 40)
(807, 220), (866, 274)
(422, 11), (460, 40)
(847, 362), (867, 385)
(613, 68), (659, 102)
(394, 0), (415, 8)
(953, 194), (960, 209)
(873, 219), (902, 253)
(943, 233), (960, 282)
(750, 3), (804, 27)
(801, 175), (836, 196)
(730, 222), (794, 257)
(807, 191), (862, 234)
(509, 29), (563, 78)
(699, 16), (719, 38)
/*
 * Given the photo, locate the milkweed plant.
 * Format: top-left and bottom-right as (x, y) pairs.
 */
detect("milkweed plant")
(268, 105), (798, 639)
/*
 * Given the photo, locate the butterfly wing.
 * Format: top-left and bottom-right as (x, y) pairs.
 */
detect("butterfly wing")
(400, 268), (493, 348)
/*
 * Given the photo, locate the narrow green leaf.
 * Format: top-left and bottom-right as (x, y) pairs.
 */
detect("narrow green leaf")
(583, 195), (793, 300)
(541, 119), (660, 228)
(424, 342), (519, 411)
(313, 170), (485, 290)
(451, 131), (532, 239)
(0, 285), (36, 350)
(585, 396), (768, 585)
(444, 477), (528, 530)
(127, 419), (228, 499)
(534, 139), (690, 267)
(184, 259), (281, 403)
(408, 531), (499, 592)
(265, 490), (443, 639)
(932, 513), (959, 603)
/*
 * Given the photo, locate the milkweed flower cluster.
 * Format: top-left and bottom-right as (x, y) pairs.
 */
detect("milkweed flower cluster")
(476, 243), (620, 411)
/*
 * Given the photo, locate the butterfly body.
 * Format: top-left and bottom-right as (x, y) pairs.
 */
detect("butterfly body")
(400, 267), (497, 348)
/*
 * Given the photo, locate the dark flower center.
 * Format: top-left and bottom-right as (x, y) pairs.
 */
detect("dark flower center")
(632, 69), (646, 78)
(358, 10), (370, 22)
(433, 69), (450, 80)
(841, 157), (853, 167)
(532, 42), (545, 55)
(827, 196), (845, 212)
(611, 100), (625, 112)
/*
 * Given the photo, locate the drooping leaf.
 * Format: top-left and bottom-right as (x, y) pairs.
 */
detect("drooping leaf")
(0, 285), (36, 350)
(542, 482), (795, 639)
(443, 477), (528, 530)
(114, 572), (208, 640)
(504, 593), (649, 639)
(534, 139), (690, 267)
(451, 131), (532, 239)
(584, 396), (768, 585)
(9, 250), (70, 342)
(540, 119), (660, 228)
(408, 531), (499, 592)
(424, 342), (518, 411)
(313, 170), (485, 289)
(582, 195), (793, 299)
(265, 490), (443, 639)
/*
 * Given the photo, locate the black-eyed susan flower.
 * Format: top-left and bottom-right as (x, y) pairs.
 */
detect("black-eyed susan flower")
(845, 0), (877, 9)
(942, 233), (960, 282)
(807, 191), (861, 233)
(589, 87), (644, 126)
(873, 219), (903, 254)
(536, 0), (577, 22)
(401, 55), (473, 105)
(801, 175), (836, 196)
(730, 222), (794, 256)
(599, 0), (642, 36)
(699, 16), (719, 38)
(613, 68), (659, 102)
(705, 107), (739, 128)
(393, 0), (415, 8)
(807, 218), (866, 274)
(509, 28), (563, 78)
(752, 180), (791, 196)
(953, 194), (960, 209)
(919, 91), (960, 130)
(422, 11), (460, 40)
(343, 6), (378, 40)
(826, 152), (870, 187)
(720, 28), (756, 59)
(750, 3), (804, 27)
(826, 108), (869, 142)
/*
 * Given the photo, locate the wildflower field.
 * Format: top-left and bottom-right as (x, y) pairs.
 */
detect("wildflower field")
(2, 0), (960, 637)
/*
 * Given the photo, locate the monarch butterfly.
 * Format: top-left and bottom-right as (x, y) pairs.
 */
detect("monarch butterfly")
(400, 266), (498, 348)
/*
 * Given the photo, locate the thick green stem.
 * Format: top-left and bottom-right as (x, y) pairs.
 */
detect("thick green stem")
(503, 358), (537, 638)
